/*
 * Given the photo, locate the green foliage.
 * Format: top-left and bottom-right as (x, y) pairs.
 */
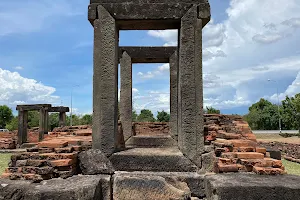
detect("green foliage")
(244, 98), (280, 130)
(244, 94), (300, 131)
(66, 115), (82, 126)
(205, 106), (221, 114)
(5, 116), (18, 131)
(81, 114), (92, 125)
(281, 94), (300, 132)
(0, 105), (13, 129)
(132, 110), (138, 122)
(49, 113), (59, 130)
(28, 111), (40, 128)
(156, 110), (170, 122)
(137, 109), (156, 122)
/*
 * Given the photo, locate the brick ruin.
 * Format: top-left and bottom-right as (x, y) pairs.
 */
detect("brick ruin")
(1, 0), (300, 199)
(2, 114), (286, 182)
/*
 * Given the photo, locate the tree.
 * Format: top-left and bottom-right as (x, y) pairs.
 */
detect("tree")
(49, 113), (59, 130)
(28, 111), (40, 128)
(6, 116), (18, 131)
(157, 110), (170, 122)
(281, 93), (300, 132)
(81, 114), (92, 125)
(66, 114), (81, 126)
(137, 109), (156, 122)
(132, 110), (138, 122)
(0, 105), (13, 129)
(244, 98), (280, 130)
(205, 106), (220, 114)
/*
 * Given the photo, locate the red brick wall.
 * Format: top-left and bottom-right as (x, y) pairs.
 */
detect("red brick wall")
(132, 122), (169, 136)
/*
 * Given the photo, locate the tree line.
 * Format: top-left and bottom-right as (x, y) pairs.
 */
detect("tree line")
(0, 106), (171, 131)
(0, 93), (299, 131)
(243, 93), (300, 131)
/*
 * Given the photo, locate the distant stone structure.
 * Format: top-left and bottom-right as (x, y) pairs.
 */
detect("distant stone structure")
(16, 104), (69, 145)
(89, 0), (210, 167)
(119, 47), (176, 141)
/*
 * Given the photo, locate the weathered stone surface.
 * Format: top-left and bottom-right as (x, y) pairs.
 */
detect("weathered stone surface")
(91, 0), (208, 3)
(178, 6), (204, 163)
(18, 110), (28, 145)
(170, 51), (179, 141)
(110, 147), (198, 172)
(88, 2), (210, 29)
(115, 171), (206, 198)
(79, 149), (115, 175)
(201, 151), (216, 172)
(92, 6), (119, 156)
(205, 174), (300, 200)
(125, 135), (177, 148)
(120, 51), (132, 142)
(113, 174), (191, 200)
(119, 46), (176, 63)
(0, 175), (110, 200)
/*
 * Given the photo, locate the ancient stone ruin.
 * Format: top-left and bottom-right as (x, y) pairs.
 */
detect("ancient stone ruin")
(16, 104), (69, 145)
(1, 0), (300, 199)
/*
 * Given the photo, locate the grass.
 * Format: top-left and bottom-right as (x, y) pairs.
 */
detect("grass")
(282, 159), (300, 176)
(0, 154), (11, 174)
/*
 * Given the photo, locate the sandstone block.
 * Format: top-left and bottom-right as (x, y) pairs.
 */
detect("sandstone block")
(113, 175), (191, 200)
(79, 149), (115, 175)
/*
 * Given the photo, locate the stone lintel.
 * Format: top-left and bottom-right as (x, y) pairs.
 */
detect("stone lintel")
(16, 104), (52, 111)
(119, 47), (177, 63)
(90, 0), (208, 3)
(88, 3), (210, 29)
(48, 107), (70, 113)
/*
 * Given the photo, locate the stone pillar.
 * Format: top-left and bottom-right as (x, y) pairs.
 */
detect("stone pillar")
(170, 51), (178, 141)
(178, 6), (204, 165)
(93, 5), (119, 156)
(59, 112), (66, 127)
(17, 110), (28, 145)
(120, 51), (132, 142)
(45, 110), (49, 134)
(39, 108), (46, 142)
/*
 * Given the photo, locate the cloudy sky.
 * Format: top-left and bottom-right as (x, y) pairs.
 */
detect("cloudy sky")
(1, 0), (300, 116)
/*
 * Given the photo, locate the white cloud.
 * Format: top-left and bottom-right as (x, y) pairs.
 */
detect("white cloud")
(158, 64), (169, 72)
(132, 88), (139, 94)
(137, 64), (170, 79)
(13, 66), (24, 70)
(147, 0), (300, 110)
(268, 72), (300, 102)
(0, 68), (60, 106)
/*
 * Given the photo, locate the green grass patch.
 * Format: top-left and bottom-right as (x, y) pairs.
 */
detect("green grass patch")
(0, 154), (11, 174)
(282, 159), (300, 176)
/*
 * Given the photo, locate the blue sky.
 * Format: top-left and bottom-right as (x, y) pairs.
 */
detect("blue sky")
(1, 0), (300, 117)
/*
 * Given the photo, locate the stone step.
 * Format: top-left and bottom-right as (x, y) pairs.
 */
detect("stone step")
(206, 174), (300, 200)
(125, 135), (177, 148)
(109, 147), (198, 172)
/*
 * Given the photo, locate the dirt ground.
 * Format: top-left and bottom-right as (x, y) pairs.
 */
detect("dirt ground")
(255, 133), (300, 144)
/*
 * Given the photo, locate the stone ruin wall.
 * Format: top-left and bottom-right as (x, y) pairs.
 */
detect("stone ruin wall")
(1, 114), (288, 182)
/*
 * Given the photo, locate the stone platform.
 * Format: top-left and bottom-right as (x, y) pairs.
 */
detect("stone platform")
(205, 173), (300, 200)
(109, 147), (198, 172)
(1, 173), (300, 200)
